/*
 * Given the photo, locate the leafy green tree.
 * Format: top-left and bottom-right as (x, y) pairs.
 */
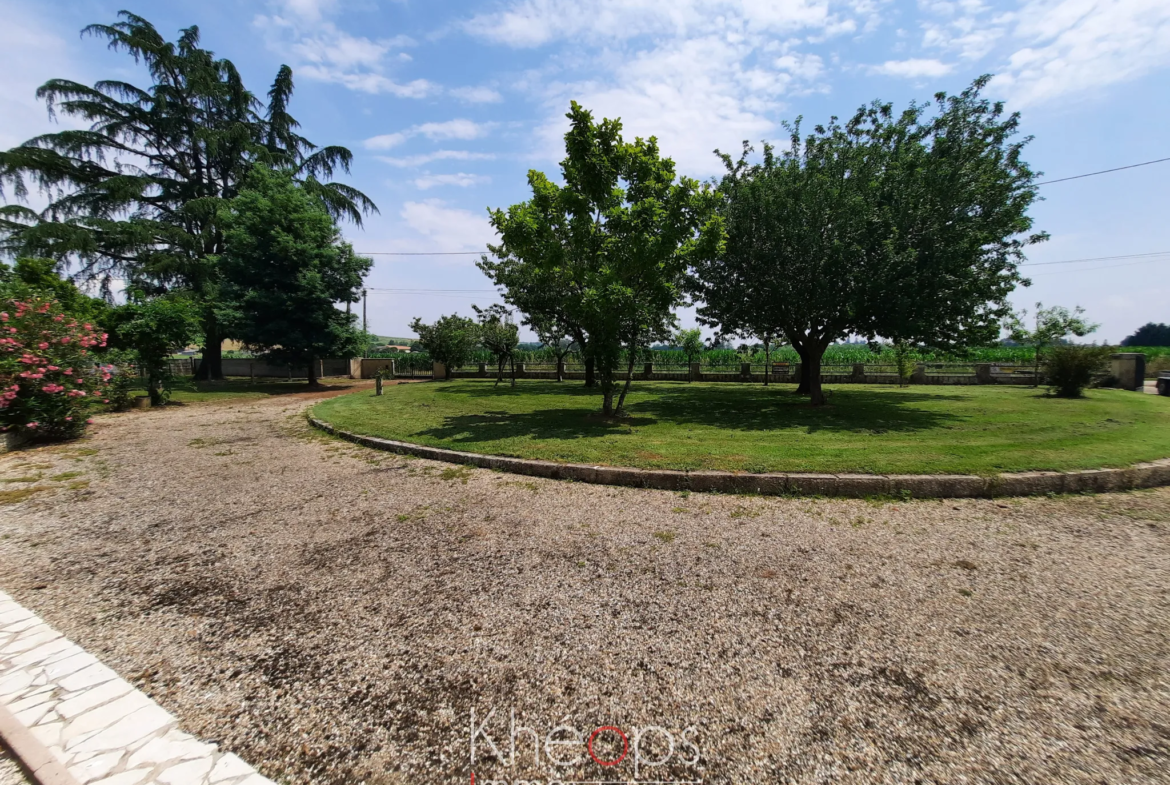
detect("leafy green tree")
(485, 102), (723, 415)
(533, 321), (576, 382)
(409, 314), (478, 380)
(698, 78), (1042, 405)
(1122, 323), (1170, 347)
(108, 293), (200, 405)
(0, 258), (110, 328)
(674, 328), (704, 367)
(0, 12), (376, 381)
(479, 243), (596, 387)
(219, 167), (370, 386)
(1009, 303), (1098, 385)
(474, 304), (519, 386)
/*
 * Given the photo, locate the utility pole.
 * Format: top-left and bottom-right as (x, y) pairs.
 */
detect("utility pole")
(362, 289), (368, 359)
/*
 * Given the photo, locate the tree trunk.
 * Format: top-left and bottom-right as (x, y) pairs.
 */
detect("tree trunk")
(510, 355), (516, 387)
(601, 384), (614, 416)
(614, 350), (638, 416)
(806, 348), (827, 406)
(795, 343), (810, 394)
(307, 355), (319, 386)
(495, 357), (504, 387)
(584, 356), (596, 388)
(764, 338), (771, 387)
(193, 324), (224, 381)
(148, 373), (163, 407)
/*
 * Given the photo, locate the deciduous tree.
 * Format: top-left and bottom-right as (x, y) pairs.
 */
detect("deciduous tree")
(485, 102), (723, 415)
(697, 77), (1043, 405)
(409, 314), (478, 380)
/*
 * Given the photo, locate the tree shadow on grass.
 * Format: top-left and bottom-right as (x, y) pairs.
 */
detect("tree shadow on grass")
(418, 381), (965, 444)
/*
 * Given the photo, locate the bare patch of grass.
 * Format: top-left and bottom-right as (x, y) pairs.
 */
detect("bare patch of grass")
(0, 487), (49, 504)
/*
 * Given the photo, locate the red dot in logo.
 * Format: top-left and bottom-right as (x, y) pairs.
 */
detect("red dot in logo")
(587, 726), (629, 767)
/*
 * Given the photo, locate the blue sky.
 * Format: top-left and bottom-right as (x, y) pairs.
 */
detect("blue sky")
(2, 0), (1168, 343)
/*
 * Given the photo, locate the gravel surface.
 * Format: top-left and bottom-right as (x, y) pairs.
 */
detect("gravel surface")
(0, 748), (29, 785)
(1, 389), (1168, 785)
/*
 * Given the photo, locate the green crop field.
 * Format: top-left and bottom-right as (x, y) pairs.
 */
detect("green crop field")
(312, 379), (1170, 476)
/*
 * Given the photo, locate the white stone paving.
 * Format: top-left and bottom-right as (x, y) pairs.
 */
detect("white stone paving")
(0, 591), (277, 785)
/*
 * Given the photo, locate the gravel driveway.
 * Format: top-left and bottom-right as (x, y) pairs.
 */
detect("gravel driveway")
(1, 391), (1168, 785)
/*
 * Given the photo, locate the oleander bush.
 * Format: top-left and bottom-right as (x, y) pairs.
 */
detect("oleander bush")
(0, 296), (111, 441)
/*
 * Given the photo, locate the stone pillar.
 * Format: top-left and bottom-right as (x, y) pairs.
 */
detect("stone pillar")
(851, 363), (865, 382)
(1110, 353), (1146, 391)
(348, 357), (362, 379)
(975, 363), (992, 384)
(689, 362), (701, 382)
(911, 363), (927, 384)
(559, 361), (568, 378)
(741, 362), (751, 377)
(516, 362), (526, 377)
(478, 362), (488, 377)
(643, 362), (653, 378)
(432, 361), (446, 380)
(390, 359), (396, 379)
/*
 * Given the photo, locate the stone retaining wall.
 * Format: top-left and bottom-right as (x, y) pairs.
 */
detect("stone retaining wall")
(308, 418), (1170, 499)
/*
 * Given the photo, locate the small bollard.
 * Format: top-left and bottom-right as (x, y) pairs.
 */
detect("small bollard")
(375, 376), (383, 396)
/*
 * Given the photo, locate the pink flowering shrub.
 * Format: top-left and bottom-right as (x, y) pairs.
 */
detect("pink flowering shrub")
(0, 297), (110, 441)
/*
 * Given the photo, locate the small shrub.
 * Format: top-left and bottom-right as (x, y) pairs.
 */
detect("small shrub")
(1043, 344), (1111, 398)
(0, 297), (111, 441)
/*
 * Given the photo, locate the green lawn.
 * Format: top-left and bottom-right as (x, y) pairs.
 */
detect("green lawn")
(127, 376), (361, 404)
(310, 379), (1170, 475)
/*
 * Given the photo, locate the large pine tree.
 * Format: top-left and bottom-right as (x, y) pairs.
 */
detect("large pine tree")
(0, 12), (376, 379)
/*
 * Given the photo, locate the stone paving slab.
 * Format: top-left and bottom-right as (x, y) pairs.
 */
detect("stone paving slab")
(0, 592), (276, 785)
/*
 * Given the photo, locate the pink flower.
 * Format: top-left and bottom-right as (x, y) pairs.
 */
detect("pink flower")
(38, 342), (49, 349)
(0, 312), (6, 321)
(86, 419), (94, 424)
(53, 315), (63, 322)
(60, 336), (70, 344)
(84, 323), (92, 330)
(64, 369), (73, 375)
(47, 365), (58, 371)
(26, 422), (38, 429)
(65, 416), (72, 421)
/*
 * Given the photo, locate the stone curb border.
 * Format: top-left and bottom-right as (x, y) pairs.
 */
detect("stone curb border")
(0, 701), (80, 785)
(0, 591), (276, 785)
(309, 417), (1170, 498)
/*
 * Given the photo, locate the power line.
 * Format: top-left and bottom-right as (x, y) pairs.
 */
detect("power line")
(1035, 156), (1170, 185)
(1021, 251), (1170, 267)
(358, 251), (488, 256)
(1028, 257), (1167, 276)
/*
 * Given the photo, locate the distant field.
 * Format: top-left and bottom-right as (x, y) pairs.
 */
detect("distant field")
(312, 380), (1170, 475)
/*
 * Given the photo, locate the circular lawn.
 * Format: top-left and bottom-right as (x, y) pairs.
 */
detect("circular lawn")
(310, 379), (1170, 475)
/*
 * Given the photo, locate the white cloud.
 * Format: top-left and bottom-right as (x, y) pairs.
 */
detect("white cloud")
(377, 150), (498, 168)
(994, 0), (1170, 106)
(450, 85), (505, 103)
(400, 199), (496, 252)
(868, 57), (955, 77)
(413, 173), (492, 190)
(364, 120), (492, 150)
(465, 0), (854, 47)
(255, 2), (432, 97)
(466, 1), (864, 176)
